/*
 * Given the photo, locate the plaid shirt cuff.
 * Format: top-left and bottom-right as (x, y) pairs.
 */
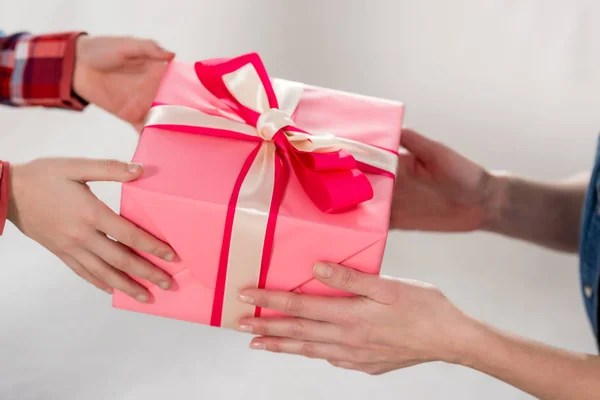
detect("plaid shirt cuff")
(0, 31), (87, 110)
(0, 161), (10, 236)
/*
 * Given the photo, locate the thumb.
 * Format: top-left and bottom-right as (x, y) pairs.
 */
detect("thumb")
(312, 262), (391, 303)
(124, 38), (175, 61)
(62, 158), (144, 183)
(400, 128), (443, 165)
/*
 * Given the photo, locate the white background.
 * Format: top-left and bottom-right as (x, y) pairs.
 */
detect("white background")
(1, 1), (599, 399)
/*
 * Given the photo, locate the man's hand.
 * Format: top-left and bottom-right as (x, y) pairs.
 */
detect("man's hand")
(394, 129), (588, 252)
(8, 158), (176, 301)
(73, 36), (175, 132)
(392, 129), (501, 232)
(236, 263), (469, 374)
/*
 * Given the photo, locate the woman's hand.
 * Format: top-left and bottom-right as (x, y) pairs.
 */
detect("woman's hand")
(236, 263), (470, 375)
(392, 129), (502, 232)
(73, 36), (175, 132)
(8, 158), (175, 301)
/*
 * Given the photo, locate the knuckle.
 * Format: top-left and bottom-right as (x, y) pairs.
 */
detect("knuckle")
(121, 229), (140, 249)
(365, 367), (382, 376)
(92, 268), (109, 281)
(349, 349), (367, 364)
(144, 241), (162, 257)
(378, 284), (400, 304)
(266, 342), (281, 353)
(65, 224), (89, 245)
(103, 159), (125, 175)
(283, 296), (305, 316)
(328, 360), (346, 370)
(113, 256), (134, 274)
(300, 343), (318, 359)
(81, 205), (100, 226)
(375, 351), (391, 363)
(286, 319), (306, 338)
(257, 323), (270, 337)
(118, 280), (140, 297)
(337, 268), (359, 291)
(55, 250), (70, 261)
(148, 266), (169, 283)
(71, 268), (85, 280)
(359, 350), (382, 364)
(344, 329), (366, 346)
(333, 303), (358, 325)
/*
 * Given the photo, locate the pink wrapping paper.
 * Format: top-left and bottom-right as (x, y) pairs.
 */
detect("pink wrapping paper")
(113, 54), (404, 328)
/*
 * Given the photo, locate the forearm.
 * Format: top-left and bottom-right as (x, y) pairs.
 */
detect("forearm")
(450, 317), (600, 400)
(483, 171), (590, 253)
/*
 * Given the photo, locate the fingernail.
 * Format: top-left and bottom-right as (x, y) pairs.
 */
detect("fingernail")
(163, 252), (175, 262)
(128, 162), (142, 173)
(250, 341), (265, 350)
(158, 281), (170, 290)
(237, 324), (254, 333)
(136, 293), (149, 303)
(238, 294), (255, 304)
(313, 262), (334, 278)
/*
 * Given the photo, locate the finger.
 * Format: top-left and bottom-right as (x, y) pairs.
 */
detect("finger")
(61, 158), (144, 183)
(124, 38), (175, 61)
(238, 289), (348, 323)
(312, 263), (396, 304)
(328, 360), (361, 370)
(237, 317), (346, 344)
(400, 129), (442, 164)
(327, 360), (397, 375)
(94, 204), (176, 262)
(88, 233), (172, 290)
(133, 122), (144, 134)
(60, 254), (113, 294)
(249, 337), (386, 364)
(74, 249), (151, 303)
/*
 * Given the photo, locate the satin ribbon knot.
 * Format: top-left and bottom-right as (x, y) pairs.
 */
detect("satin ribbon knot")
(256, 108), (294, 141)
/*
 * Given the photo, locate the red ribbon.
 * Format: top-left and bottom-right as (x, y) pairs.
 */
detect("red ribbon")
(194, 53), (375, 214)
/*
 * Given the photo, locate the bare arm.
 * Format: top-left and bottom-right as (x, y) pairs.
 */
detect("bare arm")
(239, 264), (600, 400)
(483, 171), (590, 253)
(454, 316), (600, 400)
(390, 130), (589, 253)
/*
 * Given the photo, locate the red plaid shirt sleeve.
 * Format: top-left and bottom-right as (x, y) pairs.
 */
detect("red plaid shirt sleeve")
(0, 31), (88, 109)
(0, 161), (10, 235)
(0, 31), (89, 235)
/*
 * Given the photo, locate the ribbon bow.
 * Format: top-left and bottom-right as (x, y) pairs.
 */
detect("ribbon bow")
(143, 53), (398, 328)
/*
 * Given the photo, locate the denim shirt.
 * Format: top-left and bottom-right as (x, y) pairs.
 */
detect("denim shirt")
(579, 138), (600, 342)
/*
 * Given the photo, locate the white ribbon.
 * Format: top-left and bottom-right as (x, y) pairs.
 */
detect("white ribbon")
(145, 104), (398, 175)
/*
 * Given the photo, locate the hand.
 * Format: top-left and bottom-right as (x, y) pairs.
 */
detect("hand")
(73, 35), (175, 132)
(392, 129), (502, 232)
(236, 263), (470, 375)
(7, 158), (176, 301)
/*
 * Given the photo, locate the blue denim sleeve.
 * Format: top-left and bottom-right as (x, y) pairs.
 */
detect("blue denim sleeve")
(579, 136), (600, 344)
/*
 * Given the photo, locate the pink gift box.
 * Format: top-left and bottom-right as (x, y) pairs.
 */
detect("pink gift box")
(113, 53), (403, 329)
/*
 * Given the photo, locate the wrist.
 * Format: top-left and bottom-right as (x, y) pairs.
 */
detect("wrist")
(441, 313), (492, 367)
(480, 171), (512, 232)
(72, 35), (92, 103)
(0, 161), (10, 235)
(7, 163), (24, 227)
